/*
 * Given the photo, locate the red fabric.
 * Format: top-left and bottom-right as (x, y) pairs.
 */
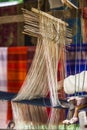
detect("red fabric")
(7, 46), (35, 121)
(7, 47), (28, 92)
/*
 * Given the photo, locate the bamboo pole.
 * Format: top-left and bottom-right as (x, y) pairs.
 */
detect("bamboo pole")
(62, 0), (78, 9)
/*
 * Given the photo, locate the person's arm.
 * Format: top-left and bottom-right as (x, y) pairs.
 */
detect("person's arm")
(58, 71), (87, 94)
(64, 71), (87, 94)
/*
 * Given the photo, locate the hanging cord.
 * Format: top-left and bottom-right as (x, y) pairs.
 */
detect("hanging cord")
(77, 7), (82, 95)
(81, 2), (87, 95)
(38, 0), (41, 10)
(64, 5), (71, 99)
(75, 0), (84, 96)
(62, 6), (70, 99)
(78, 38), (82, 95)
(78, 1), (83, 95)
(81, 55), (87, 95)
(74, 5), (79, 96)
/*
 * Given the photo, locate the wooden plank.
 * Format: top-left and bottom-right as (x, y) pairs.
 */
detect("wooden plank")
(0, 15), (24, 24)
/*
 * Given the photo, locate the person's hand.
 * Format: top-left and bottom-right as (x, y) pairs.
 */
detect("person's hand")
(67, 96), (76, 102)
(57, 80), (63, 91)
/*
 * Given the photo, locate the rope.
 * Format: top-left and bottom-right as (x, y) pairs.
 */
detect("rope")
(74, 3), (79, 96)
(80, 1), (87, 96)
(38, 0), (41, 10)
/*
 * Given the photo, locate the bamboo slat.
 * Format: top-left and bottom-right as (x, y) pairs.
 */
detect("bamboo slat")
(32, 8), (68, 26)
(62, 0), (78, 9)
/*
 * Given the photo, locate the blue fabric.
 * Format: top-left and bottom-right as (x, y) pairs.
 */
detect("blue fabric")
(66, 44), (87, 76)
(66, 44), (87, 96)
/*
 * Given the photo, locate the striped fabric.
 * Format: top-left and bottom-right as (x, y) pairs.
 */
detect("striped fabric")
(66, 44), (87, 76)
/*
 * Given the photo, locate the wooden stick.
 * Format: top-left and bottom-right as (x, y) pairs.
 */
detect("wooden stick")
(62, 0), (78, 9)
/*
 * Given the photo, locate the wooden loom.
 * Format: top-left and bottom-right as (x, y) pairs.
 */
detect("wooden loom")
(0, 7), (73, 129)
(0, 8), (71, 108)
(0, 1), (87, 129)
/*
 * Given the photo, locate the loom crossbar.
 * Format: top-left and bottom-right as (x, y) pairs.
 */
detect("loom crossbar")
(0, 91), (69, 109)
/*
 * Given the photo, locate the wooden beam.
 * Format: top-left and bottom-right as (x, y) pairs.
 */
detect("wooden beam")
(0, 15), (24, 24)
(0, 9), (80, 25)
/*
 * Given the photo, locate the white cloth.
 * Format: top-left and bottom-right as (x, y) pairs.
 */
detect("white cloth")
(64, 71), (87, 94)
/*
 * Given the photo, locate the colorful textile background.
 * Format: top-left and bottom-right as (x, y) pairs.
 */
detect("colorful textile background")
(8, 47), (28, 93)
(65, 44), (87, 96)
(0, 46), (35, 128)
(7, 46), (36, 122)
(66, 44), (87, 76)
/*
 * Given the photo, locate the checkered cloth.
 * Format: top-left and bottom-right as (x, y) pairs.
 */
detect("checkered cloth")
(66, 44), (87, 76)
(8, 47), (28, 93)
(7, 46), (35, 122)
